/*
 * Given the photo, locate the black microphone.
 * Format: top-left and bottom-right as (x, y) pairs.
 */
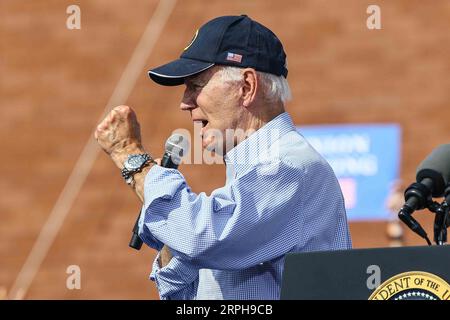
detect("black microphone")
(160, 133), (189, 168)
(398, 144), (450, 243)
(445, 184), (450, 228)
(129, 133), (189, 250)
(415, 144), (450, 197)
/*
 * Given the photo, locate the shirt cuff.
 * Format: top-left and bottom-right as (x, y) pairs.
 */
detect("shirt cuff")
(143, 165), (186, 215)
(137, 165), (183, 250)
(137, 165), (186, 250)
(138, 205), (164, 251)
(150, 252), (199, 300)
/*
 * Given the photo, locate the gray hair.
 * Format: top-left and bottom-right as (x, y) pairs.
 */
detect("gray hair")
(216, 66), (292, 104)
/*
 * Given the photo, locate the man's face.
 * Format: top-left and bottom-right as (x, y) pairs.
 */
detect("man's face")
(180, 67), (242, 154)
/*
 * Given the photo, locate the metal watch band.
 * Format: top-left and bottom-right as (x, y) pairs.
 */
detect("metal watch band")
(121, 153), (155, 185)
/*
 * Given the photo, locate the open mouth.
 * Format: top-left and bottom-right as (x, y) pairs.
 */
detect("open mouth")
(193, 119), (209, 128)
(193, 119), (209, 140)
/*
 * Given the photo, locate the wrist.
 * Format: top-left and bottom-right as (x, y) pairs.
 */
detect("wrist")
(121, 153), (154, 187)
(111, 143), (145, 168)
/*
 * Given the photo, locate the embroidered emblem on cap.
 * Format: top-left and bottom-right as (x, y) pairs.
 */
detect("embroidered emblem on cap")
(226, 52), (242, 63)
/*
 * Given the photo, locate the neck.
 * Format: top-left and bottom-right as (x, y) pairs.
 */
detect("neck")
(226, 102), (284, 152)
(238, 102), (285, 133)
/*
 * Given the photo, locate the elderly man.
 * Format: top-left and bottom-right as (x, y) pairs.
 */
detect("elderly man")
(95, 15), (352, 300)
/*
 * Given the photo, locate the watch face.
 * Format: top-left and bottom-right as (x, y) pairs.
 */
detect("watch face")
(124, 154), (145, 170)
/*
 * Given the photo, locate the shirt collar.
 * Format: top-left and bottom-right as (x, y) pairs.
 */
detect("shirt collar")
(224, 112), (295, 176)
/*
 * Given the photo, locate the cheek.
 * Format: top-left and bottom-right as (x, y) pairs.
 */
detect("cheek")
(195, 93), (213, 114)
(198, 86), (240, 126)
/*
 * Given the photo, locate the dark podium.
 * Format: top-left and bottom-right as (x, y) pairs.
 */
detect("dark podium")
(281, 245), (450, 300)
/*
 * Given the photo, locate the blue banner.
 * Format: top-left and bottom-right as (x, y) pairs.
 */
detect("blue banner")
(298, 124), (401, 221)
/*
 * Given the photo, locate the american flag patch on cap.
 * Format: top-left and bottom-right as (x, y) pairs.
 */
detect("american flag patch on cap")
(226, 52), (243, 63)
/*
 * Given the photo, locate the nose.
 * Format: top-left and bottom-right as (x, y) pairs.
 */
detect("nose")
(179, 101), (194, 111)
(180, 88), (197, 111)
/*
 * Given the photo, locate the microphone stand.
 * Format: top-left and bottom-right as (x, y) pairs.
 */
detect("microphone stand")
(399, 199), (449, 246)
(441, 201), (449, 244)
(427, 200), (449, 245)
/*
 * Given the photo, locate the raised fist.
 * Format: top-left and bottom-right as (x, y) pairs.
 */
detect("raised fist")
(95, 105), (144, 167)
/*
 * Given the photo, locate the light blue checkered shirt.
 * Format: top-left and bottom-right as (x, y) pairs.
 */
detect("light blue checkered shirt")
(138, 112), (352, 300)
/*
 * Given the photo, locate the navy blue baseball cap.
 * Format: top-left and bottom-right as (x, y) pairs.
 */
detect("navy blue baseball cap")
(148, 15), (288, 86)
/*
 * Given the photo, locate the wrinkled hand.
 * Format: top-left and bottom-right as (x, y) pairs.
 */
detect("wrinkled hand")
(95, 105), (145, 167)
(96, 106), (172, 266)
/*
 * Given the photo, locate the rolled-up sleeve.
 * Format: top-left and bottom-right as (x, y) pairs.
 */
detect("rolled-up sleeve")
(138, 160), (304, 271)
(149, 252), (199, 300)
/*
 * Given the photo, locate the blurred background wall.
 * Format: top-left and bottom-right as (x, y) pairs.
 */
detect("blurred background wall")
(1, 0), (449, 299)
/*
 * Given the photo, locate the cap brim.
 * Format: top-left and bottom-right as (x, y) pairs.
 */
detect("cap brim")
(148, 58), (215, 86)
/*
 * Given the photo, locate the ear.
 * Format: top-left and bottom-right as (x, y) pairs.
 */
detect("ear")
(240, 68), (258, 107)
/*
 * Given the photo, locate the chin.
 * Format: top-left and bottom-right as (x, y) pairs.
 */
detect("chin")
(204, 142), (216, 152)
(202, 140), (223, 156)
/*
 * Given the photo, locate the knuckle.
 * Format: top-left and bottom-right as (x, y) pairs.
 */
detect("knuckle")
(116, 105), (130, 113)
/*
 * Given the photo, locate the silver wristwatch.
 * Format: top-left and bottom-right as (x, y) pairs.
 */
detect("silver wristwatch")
(121, 153), (154, 186)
